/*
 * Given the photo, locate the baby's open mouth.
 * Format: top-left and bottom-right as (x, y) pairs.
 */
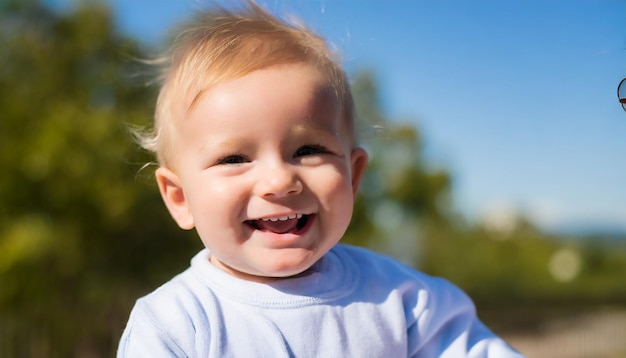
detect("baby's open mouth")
(246, 214), (311, 234)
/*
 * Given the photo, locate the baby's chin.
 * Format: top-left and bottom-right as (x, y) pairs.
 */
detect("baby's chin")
(209, 254), (317, 283)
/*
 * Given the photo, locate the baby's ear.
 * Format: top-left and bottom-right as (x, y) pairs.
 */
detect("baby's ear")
(349, 147), (369, 196)
(155, 167), (195, 230)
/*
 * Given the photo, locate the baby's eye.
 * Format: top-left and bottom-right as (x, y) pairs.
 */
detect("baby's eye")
(215, 154), (249, 165)
(294, 144), (329, 157)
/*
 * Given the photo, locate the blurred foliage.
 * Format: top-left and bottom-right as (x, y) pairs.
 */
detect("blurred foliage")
(348, 70), (626, 309)
(1, 1), (625, 356)
(0, 1), (201, 356)
(344, 72), (452, 265)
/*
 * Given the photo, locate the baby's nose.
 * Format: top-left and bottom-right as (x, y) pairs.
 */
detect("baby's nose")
(257, 162), (303, 198)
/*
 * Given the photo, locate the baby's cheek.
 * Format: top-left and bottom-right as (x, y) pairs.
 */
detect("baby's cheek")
(327, 177), (356, 218)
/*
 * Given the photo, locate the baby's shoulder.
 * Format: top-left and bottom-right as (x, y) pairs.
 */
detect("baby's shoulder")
(133, 268), (212, 330)
(334, 244), (471, 304)
(334, 244), (440, 281)
(119, 269), (215, 356)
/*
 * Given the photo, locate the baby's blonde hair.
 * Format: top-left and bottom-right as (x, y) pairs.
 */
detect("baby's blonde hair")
(137, 1), (354, 166)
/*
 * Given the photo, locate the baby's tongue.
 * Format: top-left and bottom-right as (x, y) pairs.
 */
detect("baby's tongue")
(255, 218), (298, 234)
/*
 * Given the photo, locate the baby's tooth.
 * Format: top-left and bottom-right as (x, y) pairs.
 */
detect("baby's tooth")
(260, 214), (301, 222)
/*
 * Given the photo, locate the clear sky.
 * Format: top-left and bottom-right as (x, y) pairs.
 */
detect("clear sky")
(46, 0), (626, 235)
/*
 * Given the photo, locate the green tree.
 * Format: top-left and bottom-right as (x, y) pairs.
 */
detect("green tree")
(344, 71), (452, 266)
(0, 2), (199, 356)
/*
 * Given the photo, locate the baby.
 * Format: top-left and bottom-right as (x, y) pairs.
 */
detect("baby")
(118, 2), (523, 357)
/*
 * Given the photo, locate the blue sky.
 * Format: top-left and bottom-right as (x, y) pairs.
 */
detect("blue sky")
(47, 0), (626, 234)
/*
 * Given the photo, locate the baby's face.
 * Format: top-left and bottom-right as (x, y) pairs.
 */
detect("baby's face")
(156, 64), (367, 282)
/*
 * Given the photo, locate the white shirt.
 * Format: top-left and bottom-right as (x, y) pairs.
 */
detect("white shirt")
(118, 244), (524, 357)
